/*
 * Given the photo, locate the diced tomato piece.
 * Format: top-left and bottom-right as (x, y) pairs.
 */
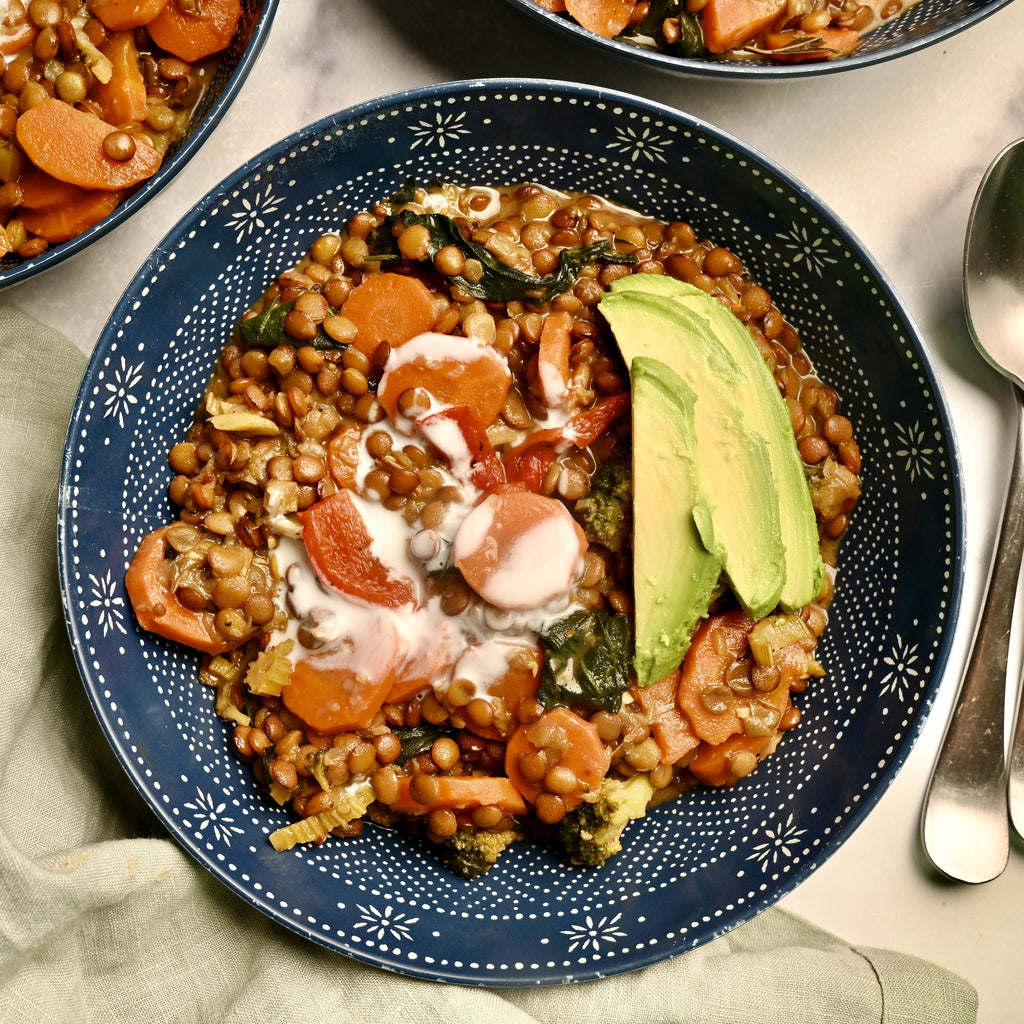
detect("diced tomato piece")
(298, 491), (419, 608)
(416, 405), (505, 492)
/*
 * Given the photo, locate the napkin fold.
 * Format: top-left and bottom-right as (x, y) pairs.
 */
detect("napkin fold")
(0, 304), (977, 1024)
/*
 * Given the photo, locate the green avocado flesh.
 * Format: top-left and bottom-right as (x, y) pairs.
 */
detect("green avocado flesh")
(630, 357), (724, 688)
(600, 284), (786, 623)
(607, 275), (825, 611)
(606, 272), (823, 610)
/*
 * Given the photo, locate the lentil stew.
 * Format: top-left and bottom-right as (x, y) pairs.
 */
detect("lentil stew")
(125, 180), (863, 878)
(0, 0), (250, 265)
(536, 0), (922, 63)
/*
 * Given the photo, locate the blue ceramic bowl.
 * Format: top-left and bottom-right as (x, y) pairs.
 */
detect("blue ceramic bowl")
(0, 0), (278, 289)
(503, 0), (1011, 78)
(58, 80), (963, 986)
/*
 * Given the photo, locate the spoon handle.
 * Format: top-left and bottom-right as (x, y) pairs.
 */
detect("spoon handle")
(920, 388), (1024, 883)
(1009, 610), (1024, 839)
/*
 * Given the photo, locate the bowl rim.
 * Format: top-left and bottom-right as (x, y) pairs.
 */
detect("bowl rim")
(0, 0), (281, 291)
(59, 77), (968, 984)
(502, 0), (1014, 79)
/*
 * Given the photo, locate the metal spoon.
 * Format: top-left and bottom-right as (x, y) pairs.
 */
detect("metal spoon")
(920, 138), (1024, 883)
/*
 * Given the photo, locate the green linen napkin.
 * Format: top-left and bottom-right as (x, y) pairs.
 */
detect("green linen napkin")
(0, 303), (977, 1024)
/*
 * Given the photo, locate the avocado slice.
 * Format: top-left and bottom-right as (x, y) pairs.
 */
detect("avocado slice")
(608, 275), (825, 610)
(630, 356), (724, 687)
(600, 287), (786, 621)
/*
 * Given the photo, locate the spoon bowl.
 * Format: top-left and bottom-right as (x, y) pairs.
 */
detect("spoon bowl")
(964, 141), (1024, 386)
(921, 137), (1024, 883)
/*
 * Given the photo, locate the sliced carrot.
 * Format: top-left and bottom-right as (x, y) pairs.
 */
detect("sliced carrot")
(146, 0), (242, 62)
(453, 489), (587, 611)
(416, 405), (505, 492)
(377, 332), (512, 430)
(505, 706), (610, 809)
(341, 272), (438, 359)
(688, 681), (792, 786)
(688, 733), (768, 787)
(93, 31), (148, 125)
(89, 0), (172, 31)
(298, 490), (419, 609)
(564, 0), (634, 37)
(451, 639), (543, 740)
(390, 775), (527, 817)
(282, 621), (406, 734)
(699, 0), (787, 52)
(631, 670), (700, 765)
(535, 310), (572, 409)
(16, 98), (162, 191)
(20, 188), (125, 242)
(125, 525), (249, 655)
(760, 27), (860, 60)
(677, 610), (755, 745)
(381, 678), (431, 706)
(0, 20), (37, 56)
(17, 165), (88, 212)
(325, 422), (362, 490)
(383, 622), (458, 705)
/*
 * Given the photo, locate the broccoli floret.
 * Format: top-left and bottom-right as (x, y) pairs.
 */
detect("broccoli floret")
(552, 773), (655, 868)
(434, 828), (520, 879)
(574, 445), (631, 553)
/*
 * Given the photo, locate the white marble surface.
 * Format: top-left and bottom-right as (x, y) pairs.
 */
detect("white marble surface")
(11, 1), (1024, 1019)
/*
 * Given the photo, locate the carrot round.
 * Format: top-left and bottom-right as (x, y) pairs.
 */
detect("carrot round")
(90, 0), (172, 30)
(688, 733), (770, 787)
(688, 681), (792, 786)
(677, 610), (754, 745)
(17, 166), (89, 212)
(93, 31), (148, 125)
(453, 489), (587, 610)
(377, 332), (511, 430)
(631, 670), (700, 765)
(298, 490), (419, 608)
(700, 0), (787, 52)
(450, 639), (543, 740)
(125, 525), (248, 655)
(505, 706), (610, 809)
(16, 98), (162, 191)
(20, 188), (125, 243)
(341, 272), (439, 359)
(283, 635), (403, 735)
(383, 625), (458, 705)
(146, 0), (242, 62)
(564, 0), (635, 37)
(390, 775), (527, 817)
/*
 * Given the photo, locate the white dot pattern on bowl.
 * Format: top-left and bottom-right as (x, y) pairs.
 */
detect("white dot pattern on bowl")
(58, 82), (960, 987)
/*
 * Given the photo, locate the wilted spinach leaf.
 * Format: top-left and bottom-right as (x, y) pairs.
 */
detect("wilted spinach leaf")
(537, 609), (632, 713)
(392, 723), (449, 766)
(238, 297), (345, 351)
(369, 207), (637, 305)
